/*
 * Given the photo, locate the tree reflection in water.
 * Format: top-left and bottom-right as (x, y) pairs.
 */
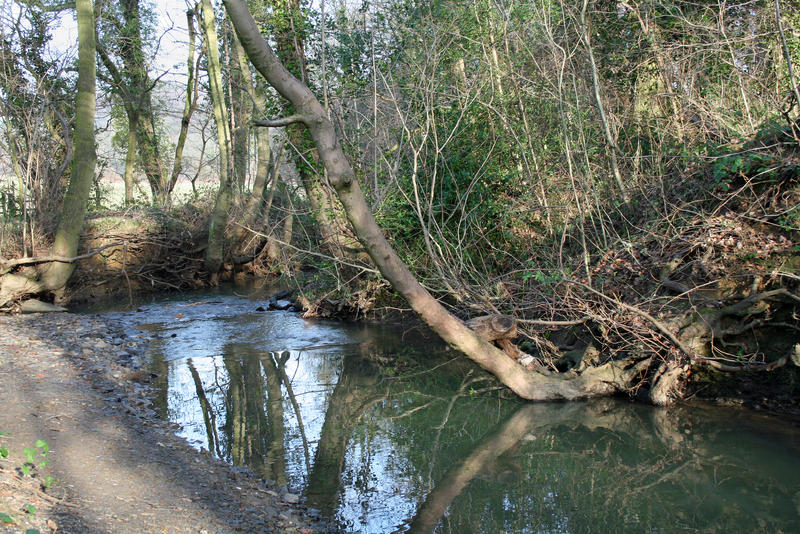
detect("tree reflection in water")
(146, 312), (800, 534)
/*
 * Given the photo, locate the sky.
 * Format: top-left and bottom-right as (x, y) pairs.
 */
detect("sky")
(39, 1), (201, 185)
(49, 0), (192, 84)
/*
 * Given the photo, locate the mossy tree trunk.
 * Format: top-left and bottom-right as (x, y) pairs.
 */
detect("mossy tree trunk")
(227, 31), (278, 254)
(42, 0), (96, 289)
(201, 0), (235, 281)
(96, 0), (197, 205)
(0, 0), (96, 307)
(118, 0), (167, 205)
(122, 111), (138, 204)
(228, 23), (251, 191)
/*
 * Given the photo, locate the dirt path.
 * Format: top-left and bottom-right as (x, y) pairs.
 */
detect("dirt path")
(0, 313), (328, 534)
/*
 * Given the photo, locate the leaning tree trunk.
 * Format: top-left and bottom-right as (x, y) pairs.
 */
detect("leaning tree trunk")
(223, 0), (643, 401)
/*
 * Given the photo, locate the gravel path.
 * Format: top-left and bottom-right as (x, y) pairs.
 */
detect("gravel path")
(0, 313), (329, 534)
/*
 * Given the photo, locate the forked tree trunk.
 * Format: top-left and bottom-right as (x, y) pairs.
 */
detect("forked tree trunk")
(96, 0), (189, 205)
(119, 0), (170, 205)
(223, 0), (643, 401)
(227, 31), (279, 254)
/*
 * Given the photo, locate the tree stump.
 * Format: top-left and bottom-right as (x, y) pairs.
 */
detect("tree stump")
(465, 315), (517, 342)
(466, 315), (526, 361)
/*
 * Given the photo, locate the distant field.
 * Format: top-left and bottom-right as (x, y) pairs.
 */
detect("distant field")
(94, 171), (218, 209)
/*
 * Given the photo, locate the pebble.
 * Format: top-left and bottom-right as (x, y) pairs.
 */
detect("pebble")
(283, 492), (301, 504)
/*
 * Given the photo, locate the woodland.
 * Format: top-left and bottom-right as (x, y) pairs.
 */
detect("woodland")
(1, 0), (799, 407)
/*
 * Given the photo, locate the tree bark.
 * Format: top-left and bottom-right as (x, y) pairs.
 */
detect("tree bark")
(222, 0), (643, 401)
(123, 111), (137, 204)
(37, 0), (97, 297)
(201, 0), (235, 279)
(95, 0), (174, 204)
(228, 21), (250, 190)
(264, 0), (362, 261)
(227, 30), (279, 255)
(118, 0), (169, 204)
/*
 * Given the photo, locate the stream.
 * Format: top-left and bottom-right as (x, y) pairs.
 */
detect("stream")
(90, 288), (800, 533)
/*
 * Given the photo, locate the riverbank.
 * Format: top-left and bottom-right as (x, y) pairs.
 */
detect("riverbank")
(0, 312), (329, 534)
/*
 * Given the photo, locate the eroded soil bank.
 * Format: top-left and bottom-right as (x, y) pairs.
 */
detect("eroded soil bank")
(0, 312), (329, 534)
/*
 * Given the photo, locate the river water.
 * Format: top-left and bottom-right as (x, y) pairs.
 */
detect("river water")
(94, 288), (800, 533)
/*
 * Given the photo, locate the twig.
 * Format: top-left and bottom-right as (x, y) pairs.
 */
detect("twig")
(699, 344), (796, 372)
(516, 316), (591, 327)
(567, 279), (699, 360)
(8, 473), (79, 507)
(232, 222), (379, 275)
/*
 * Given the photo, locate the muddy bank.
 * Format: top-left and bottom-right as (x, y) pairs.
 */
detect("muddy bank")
(0, 312), (330, 533)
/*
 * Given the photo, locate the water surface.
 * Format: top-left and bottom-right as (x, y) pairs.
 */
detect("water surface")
(101, 290), (800, 533)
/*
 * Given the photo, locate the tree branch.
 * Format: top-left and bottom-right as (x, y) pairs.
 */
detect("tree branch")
(232, 222), (379, 275)
(17, 0), (75, 12)
(568, 279), (699, 360)
(51, 106), (73, 185)
(0, 242), (123, 274)
(95, 41), (131, 102)
(252, 114), (310, 127)
(699, 344), (799, 372)
(517, 316), (591, 327)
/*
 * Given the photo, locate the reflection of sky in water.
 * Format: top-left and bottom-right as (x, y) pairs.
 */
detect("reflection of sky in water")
(166, 346), (417, 533)
(135, 295), (419, 532)
(338, 421), (418, 531)
(104, 293), (800, 534)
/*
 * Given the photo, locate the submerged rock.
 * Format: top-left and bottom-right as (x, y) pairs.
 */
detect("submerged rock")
(270, 299), (293, 311)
